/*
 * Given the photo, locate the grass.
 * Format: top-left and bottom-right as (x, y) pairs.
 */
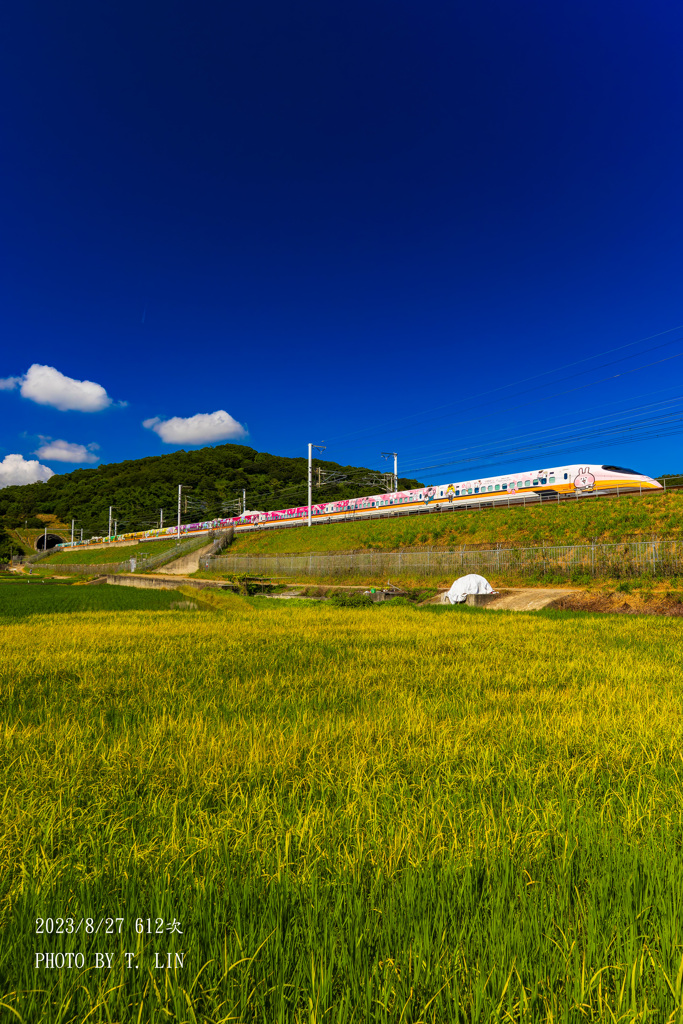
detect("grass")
(228, 489), (683, 553)
(0, 581), (184, 616)
(2, 595), (683, 1021)
(41, 537), (184, 565)
(194, 565), (683, 593)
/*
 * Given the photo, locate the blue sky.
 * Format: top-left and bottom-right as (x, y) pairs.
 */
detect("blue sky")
(2, 0), (683, 490)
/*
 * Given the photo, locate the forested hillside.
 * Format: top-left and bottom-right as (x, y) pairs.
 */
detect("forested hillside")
(0, 444), (422, 537)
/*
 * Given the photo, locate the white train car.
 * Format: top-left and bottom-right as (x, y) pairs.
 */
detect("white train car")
(71, 462), (662, 547)
(236, 463), (662, 529)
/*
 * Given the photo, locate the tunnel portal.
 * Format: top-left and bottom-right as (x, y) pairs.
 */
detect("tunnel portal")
(36, 533), (65, 551)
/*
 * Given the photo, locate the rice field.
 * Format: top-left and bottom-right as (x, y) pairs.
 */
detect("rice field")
(2, 594), (683, 1022)
(0, 581), (182, 617)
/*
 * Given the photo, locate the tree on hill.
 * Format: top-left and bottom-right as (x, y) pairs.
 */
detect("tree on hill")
(0, 444), (423, 537)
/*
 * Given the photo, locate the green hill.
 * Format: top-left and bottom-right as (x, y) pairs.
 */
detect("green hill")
(227, 489), (682, 553)
(0, 444), (422, 540)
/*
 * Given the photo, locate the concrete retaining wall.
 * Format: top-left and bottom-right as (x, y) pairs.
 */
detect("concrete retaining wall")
(159, 542), (216, 575)
(105, 575), (237, 592)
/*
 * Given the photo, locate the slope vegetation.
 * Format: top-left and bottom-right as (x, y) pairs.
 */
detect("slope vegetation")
(228, 489), (682, 553)
(40, 537), (182, 565)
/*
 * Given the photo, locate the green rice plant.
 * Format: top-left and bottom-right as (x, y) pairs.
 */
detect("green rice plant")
(1, 601), (683, 1021)
(0, 581), (181, 616)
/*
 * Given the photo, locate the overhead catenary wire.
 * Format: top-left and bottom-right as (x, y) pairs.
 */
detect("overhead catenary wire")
(403, 416), (683, 478)
(336, 345), (683, 466)
(322, 323), (683, 448)
(397, 397), (683, 473)
(392, 385), (683, 464)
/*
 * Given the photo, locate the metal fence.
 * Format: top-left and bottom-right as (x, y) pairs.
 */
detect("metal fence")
(201, 528), (234, 557)
(26, 546), (58, 565)
(203, 539), (683, 579)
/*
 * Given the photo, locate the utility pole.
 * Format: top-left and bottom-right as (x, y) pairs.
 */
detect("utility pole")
(160, 509), (163, 530)
(177, 485), (192, 540)
(44, 526), (47, 551)
(108, 506), (113, 541)
(71, 519), (75, 547)
(80, 528), (83, 543)
(308, 443), (326, 526)
(381, 452), (398, 492)
(243, 488), (246, 513)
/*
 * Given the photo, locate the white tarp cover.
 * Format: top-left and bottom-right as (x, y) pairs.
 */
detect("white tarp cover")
(445, 573), (495, 604)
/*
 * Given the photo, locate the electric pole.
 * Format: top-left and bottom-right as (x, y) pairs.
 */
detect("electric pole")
(177, 485), (192, 540)
(308, 443), (326, 526)
(243, 488), (246, 513)
(160, 509), (163, 530)
(381, 452), (398, 492)
(71, 519), (75, 547)
(108, 506), (113, 541)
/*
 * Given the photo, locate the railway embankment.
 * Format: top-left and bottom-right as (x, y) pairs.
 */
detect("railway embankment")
(187, 490), (683, 592)
(228, 488), (683, 554)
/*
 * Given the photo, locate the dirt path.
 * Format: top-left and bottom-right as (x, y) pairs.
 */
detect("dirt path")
(485, 587), (577, 611)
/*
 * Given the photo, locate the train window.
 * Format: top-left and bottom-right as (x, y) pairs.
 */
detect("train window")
(564, 473), (568, 480)
(474, 487), (479, 494)
(488, 485), (493, 492)
(495, 484), (500, 490)
(518, 481), (523, 488)
(549, 476), (555, 483)
(502, 484), (507, 490)
(455, 490), (460, 496)
(540, 478), (546, 485)
(533, 479), (539, 486)
(524, 480), (530, 487)
(602, 465), (639, 475)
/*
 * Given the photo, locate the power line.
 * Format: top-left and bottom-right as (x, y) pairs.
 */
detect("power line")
(322, 323), (683, 448)
(403, 413), (683, 478)
(392, 383), (683, 463)
(398, 395), (683, 471)
(335, 343), (683, 464)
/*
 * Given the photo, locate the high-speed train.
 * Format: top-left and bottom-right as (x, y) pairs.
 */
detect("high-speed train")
(65, 463), (661, 548)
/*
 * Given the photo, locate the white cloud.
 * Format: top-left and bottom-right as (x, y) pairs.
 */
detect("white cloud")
(34, 438), (100, 463)
(0, 364), (119, 411)
(0, 454), (54, 488)
(143, 410), (247, 445)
